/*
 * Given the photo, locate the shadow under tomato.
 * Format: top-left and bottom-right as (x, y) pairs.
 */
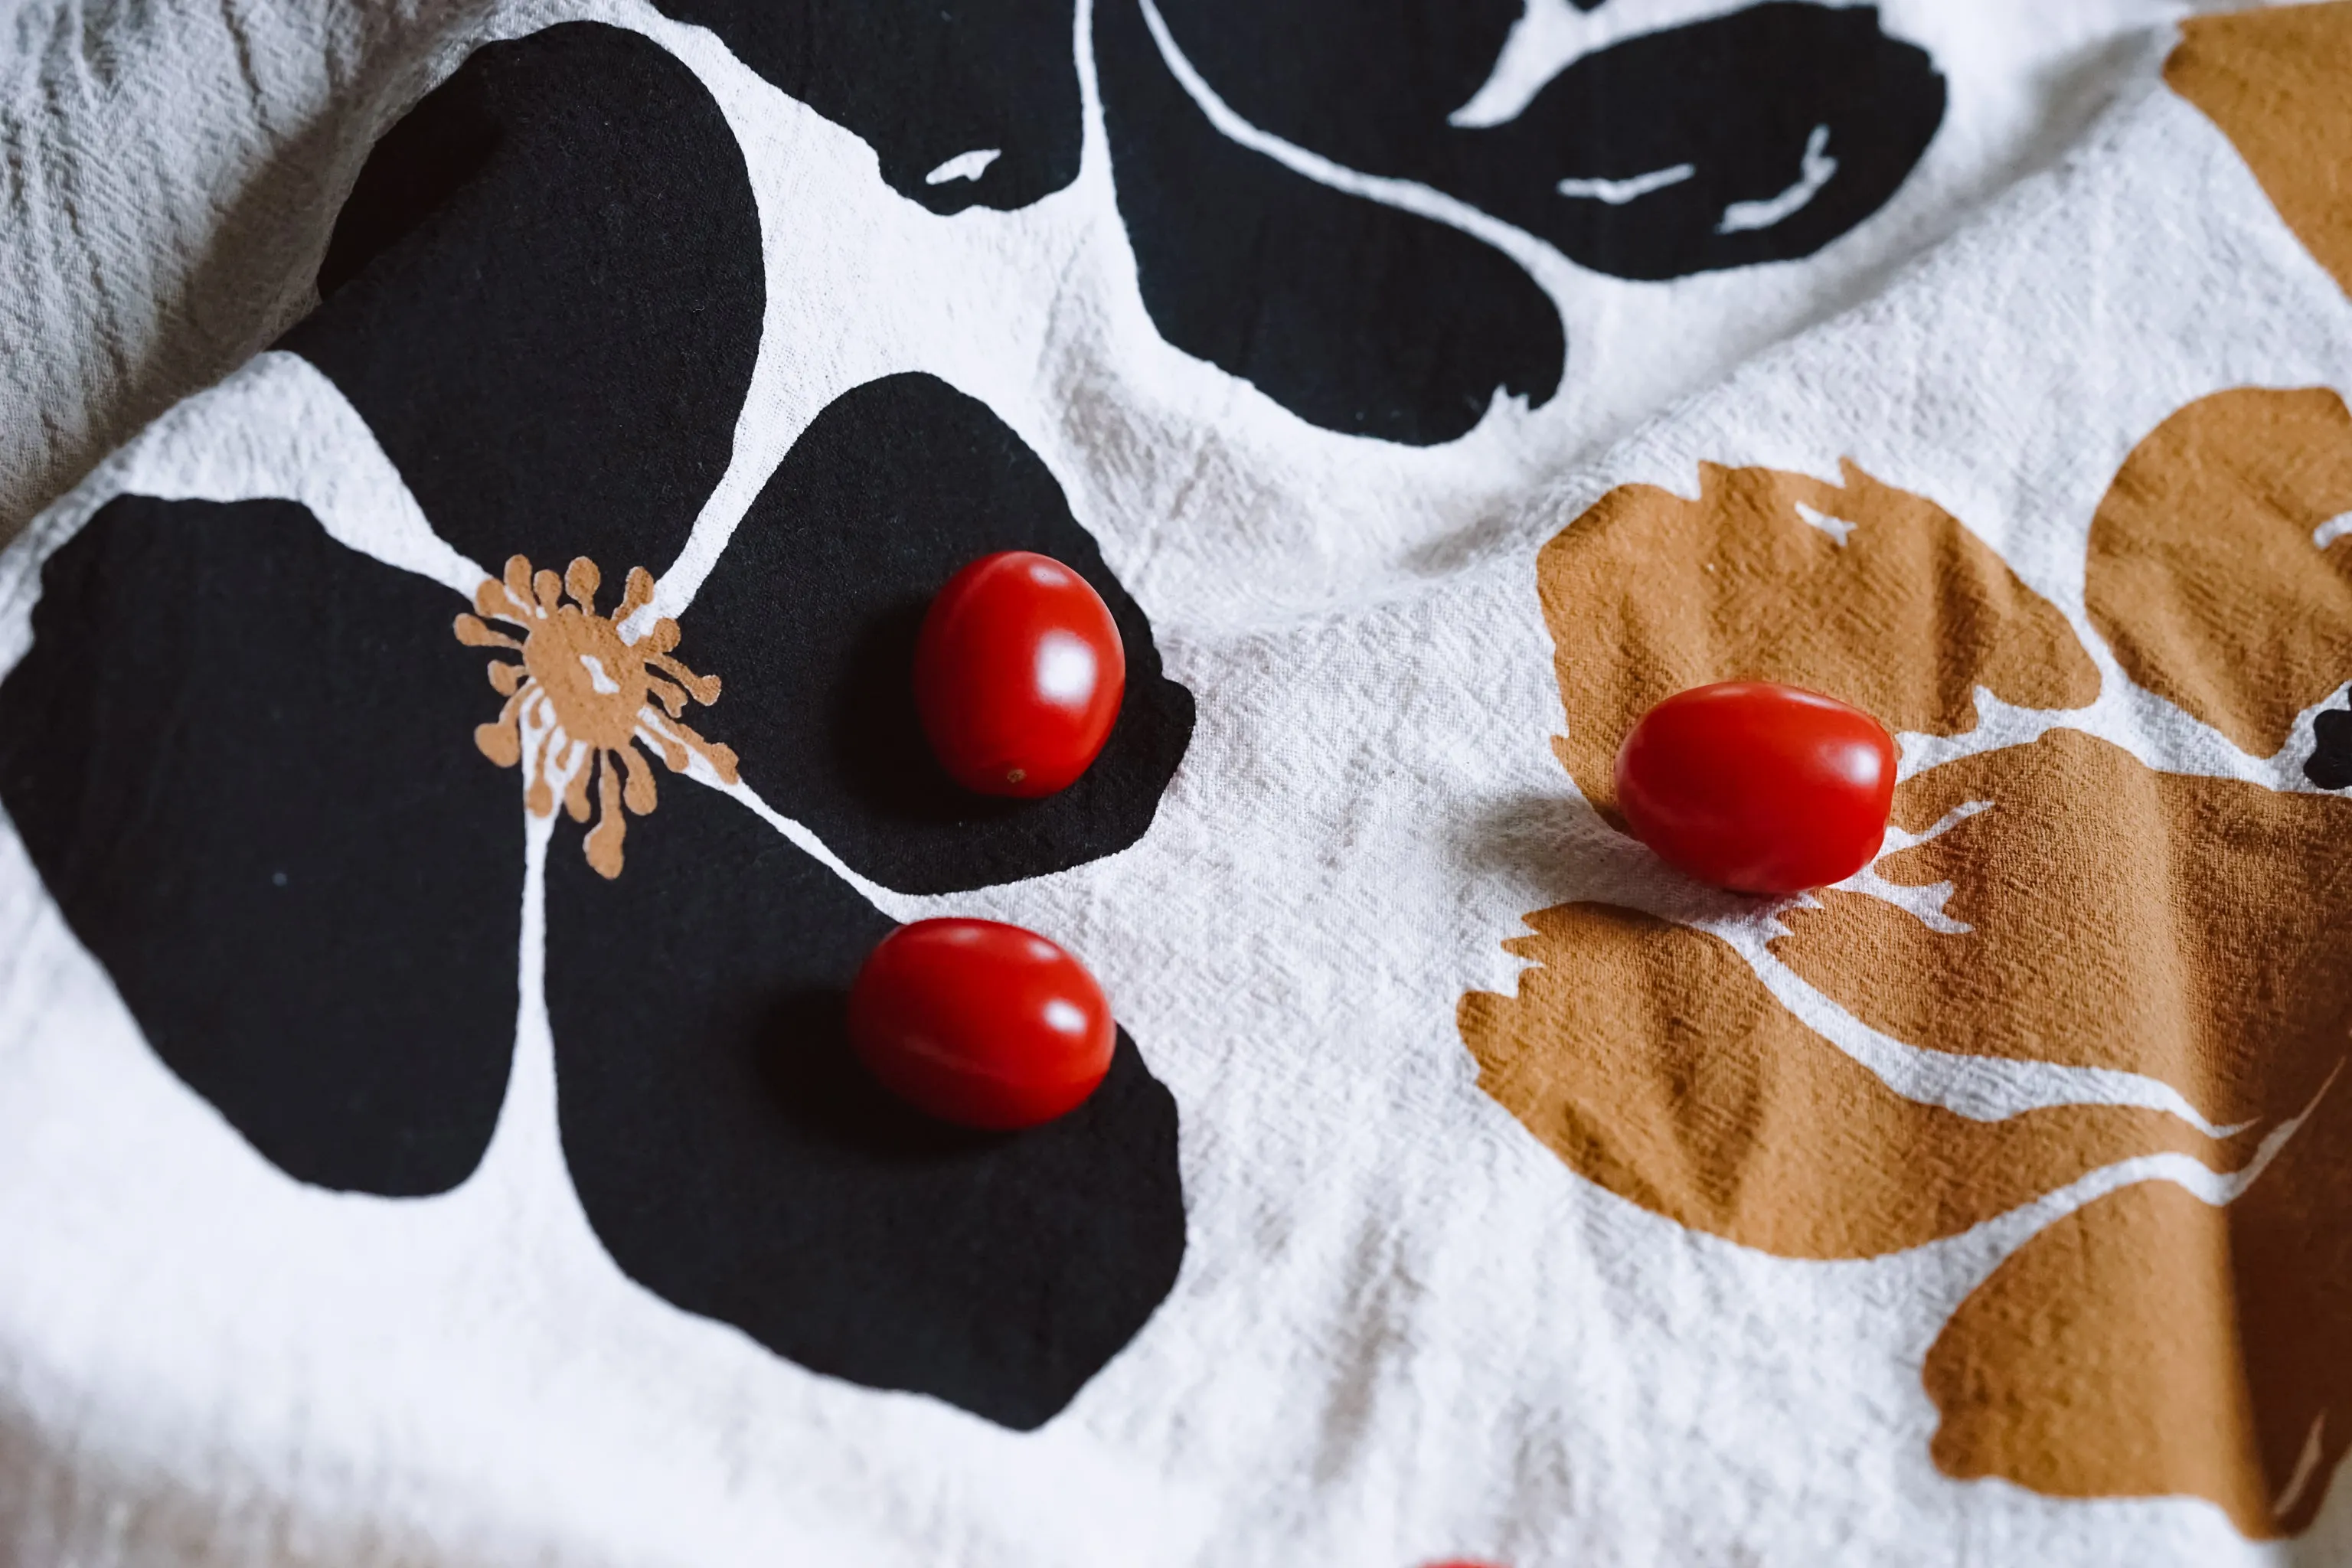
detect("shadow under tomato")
(684, 372), (1196, 897)
(824, 597), (1033, 834)
(755, 985), (1016, 1161)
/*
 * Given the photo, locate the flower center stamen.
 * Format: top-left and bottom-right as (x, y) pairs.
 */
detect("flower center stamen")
(578, 652), (622, 696)
(454, 553), (740, 879)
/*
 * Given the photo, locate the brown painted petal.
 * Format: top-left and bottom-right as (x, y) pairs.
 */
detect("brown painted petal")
(1925, 1072), (2352, 1538)
(1775, 728), (2352, 1123)
(1540, 461), (2098, 819)
(2167, 5), (2352, 301)
(1457, 901), (2239, 1259)
(2083, 387), (2352, 758)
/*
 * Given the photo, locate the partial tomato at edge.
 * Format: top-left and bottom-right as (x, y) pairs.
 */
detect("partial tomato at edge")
(1614, 681), (1895, 896)
(914, 550), (1126, 798)
(847, 917), (1117, 1131)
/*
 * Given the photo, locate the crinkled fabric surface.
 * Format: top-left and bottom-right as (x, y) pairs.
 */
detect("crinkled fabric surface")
(2, 1), (2346, 1564)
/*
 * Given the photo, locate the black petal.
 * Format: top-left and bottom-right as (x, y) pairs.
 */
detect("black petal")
(685, 373), (1194, 896)
(1152, 0), (1945, 283)
(1096, 0), (1564, 445)
(0, 498), (521, 1195)
(283, 22), (765, 578)
(652, 0), (1080, 214)
(1474, 4), (1945, 279)
(1147, 0), (1521, 165)
(2308, 706), (2352, 790)
(544, 776), (1185, 1430)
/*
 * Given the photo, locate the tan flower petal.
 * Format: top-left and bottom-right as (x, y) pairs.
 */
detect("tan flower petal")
(1926, 1075), (2352, 1537)
(2167, 5), (2352, 301)
(2084, 387), (2352, 758)
(1458, 901), (2240, 1259)
(1542, 462), (2097, 820)
(1775, 728), (2352, 1123)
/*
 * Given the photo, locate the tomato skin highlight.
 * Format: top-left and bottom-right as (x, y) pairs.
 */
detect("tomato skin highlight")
(914, 550), (1126, 798)
(1613, 681), (1895, 896)
(847, 918), (1117, 1131)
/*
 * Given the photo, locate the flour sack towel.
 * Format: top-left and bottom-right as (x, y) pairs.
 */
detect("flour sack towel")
(0, 1), (2344, 1564)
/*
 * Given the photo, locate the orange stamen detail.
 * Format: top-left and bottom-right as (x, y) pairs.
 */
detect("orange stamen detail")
(457, 553), (737, 878)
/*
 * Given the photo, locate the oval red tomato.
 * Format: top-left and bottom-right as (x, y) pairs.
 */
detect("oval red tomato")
(914, 550), (1125, 798)
(1614, 681), (1895, 896)
(847, 918), (1116, 1131)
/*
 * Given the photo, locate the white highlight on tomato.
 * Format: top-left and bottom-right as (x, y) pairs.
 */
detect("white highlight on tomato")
(1034, 631), (1098, 705)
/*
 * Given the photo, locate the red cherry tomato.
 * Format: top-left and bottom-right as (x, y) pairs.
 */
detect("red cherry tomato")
(1614, 681), (1894, 896)
(914, 550), (1126, 798)
(847, 918), (1116, 1130)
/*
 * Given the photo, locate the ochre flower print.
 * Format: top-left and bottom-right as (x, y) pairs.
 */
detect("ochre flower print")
(1460, 384), (2352, 1537)
(1465, 10), (2352, 1521)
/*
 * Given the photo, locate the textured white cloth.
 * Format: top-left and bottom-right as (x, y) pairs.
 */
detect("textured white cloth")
(0, 2), (2334, 1565)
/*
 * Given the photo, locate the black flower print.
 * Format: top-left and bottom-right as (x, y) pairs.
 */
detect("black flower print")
(687, 372), (1197, 895)
(1491, 3), (1945, 281)
(1091, 0), (1942, 442)
(1145, 0), (1945, 283)
(668, 0), (1942, 448)
(650, 0), (1083, 214)
(0, 21), (1191, 1432)
(2309, 703), (2352, 789)
(287, 21), (764, 580)
(0, 496), (524, 1198)
(545, 778), (1182, 1429)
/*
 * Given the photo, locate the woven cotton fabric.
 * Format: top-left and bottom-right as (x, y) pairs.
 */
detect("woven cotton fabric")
(2, 2), (2346, 1564)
